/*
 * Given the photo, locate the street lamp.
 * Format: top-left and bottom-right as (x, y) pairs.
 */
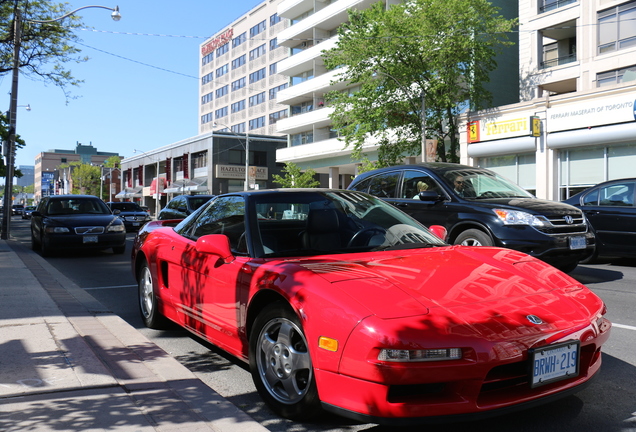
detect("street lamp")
(213, 122), (251, 191)
(1, 4), (121, 240)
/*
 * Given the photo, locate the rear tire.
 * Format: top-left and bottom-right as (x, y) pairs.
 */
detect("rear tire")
(454, 229), (494, 247)
(249, 302), (321, 420)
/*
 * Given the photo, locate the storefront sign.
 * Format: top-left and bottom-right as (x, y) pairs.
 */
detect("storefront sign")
(216, 164), (268, 180)
(468, 116), (531, 142)
(547, 93), (636, 132)
(531, 116), (541, 137)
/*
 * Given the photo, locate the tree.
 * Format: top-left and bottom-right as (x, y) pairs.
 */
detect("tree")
(272, 163), (321, 188)
(323, 0), (517, 167)
(0, 111), (25, 178)
(59, 161), (100, 195)
(1, 0), (88, 101)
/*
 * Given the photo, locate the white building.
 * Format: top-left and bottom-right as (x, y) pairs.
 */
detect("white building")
(460, 0), (636, 201)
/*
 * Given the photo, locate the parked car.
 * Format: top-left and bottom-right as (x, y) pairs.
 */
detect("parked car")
(157, 194), (215, 220)
(31, 195), (127, 256)
(132, 189), (610, 424)
(21, 205), (36, 219)
(106, 202), (152, 232)
(347, 163), (595, 273)
(11, 204), (24, 216)
(563, 178), (636, 261)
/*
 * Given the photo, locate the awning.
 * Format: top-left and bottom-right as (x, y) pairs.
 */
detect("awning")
(115, 187), (142, 199)
(164, 178), (208, 194)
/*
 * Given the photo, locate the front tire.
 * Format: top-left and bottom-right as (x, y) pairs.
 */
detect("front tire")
(138, 260), (167, 329)
(249, 302), (321, 420)
(454, 229), (494, 247)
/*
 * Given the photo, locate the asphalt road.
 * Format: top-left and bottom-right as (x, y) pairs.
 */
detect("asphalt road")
(9, 216), (636, 432)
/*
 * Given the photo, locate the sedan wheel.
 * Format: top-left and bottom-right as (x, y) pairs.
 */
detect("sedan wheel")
(455, 228), (494, 247)
(249, 302), (321, 420)
(138, 261), (167, 329)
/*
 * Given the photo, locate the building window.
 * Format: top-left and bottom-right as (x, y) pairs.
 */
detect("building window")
(202, 72), (213, 85)
(231, 54), (246, 69)
(231, 77), (246, 91)
(598, 1), (636, 54)
(597, 65), (636, 87)
(539, 0), (576, 13)
(215, 106), (228, 119)
(231, 100), (246, 113)
(201, 112), (213, 124)
(249, 92), (266, 107)
(231, 123), (246, 134)
(269, 109), (288, 124)
(202, 52), (214, 66)
(291, 101), (314, 116)
(216, 64), (229, 78)
(192, 151), (207, 170)
(270, 13), (281, 26)
(249, 68), (266, 84)
(269, 83), (288, 100)
(216, 42), (229, 57)
(201, 92), (213, 104)
(291, 70), (314, 86)
(215, 85), (229, 98)
(249, 116), (266, 130)
(270, 38), (278, 51)
(269, 62), (278, 75)
(249, 44), (267, 61)
(250, 20), (266, 38)
(232, 32), (246, 48)
(291, 131), (314, 146)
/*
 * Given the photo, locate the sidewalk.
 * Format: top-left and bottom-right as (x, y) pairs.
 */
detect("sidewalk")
(0, 238), (269, 432)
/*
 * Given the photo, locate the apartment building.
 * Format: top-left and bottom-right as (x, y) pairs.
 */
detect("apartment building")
(199, 0), (290, 137)
(461, 0), (636, 200)
(273, 0), (519, 188)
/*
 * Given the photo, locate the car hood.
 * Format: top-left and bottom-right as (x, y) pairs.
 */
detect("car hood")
(295, 246), (601, 340)
(467, 197), (582, 216)
(44, 214), (121, 226)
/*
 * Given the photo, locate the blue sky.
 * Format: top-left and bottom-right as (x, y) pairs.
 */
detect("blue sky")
(2, 0), (261, 169)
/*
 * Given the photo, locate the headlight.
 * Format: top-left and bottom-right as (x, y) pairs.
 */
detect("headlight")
(378, 348), (462, 362)
(108, 224), (126, 233)
(45, 226), (70, 234)
(493, 209), (546, 227)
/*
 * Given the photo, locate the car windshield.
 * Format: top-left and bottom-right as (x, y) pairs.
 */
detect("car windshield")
(111, 203), (144, 212)
(47, 198), (111, 215)
(441, 169), (534, 199)
(189, 197), (213, 210)
(252, 191), (446, 257)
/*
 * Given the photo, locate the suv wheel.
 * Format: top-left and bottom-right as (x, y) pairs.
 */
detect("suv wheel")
(455, 229), (493, 247)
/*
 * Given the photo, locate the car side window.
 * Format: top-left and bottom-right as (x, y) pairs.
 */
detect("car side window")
(183, 196), (247, 253)
(367, 173), (400, 198)
(401, 170), (440, 199)
(599, 183), (635, 207)
(582, 190), (599, 206)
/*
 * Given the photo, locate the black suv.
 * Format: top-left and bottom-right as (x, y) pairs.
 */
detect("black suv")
(348, 163), (595, 272)
(107, 202), (152, 232)
(157, 195), (215, 220)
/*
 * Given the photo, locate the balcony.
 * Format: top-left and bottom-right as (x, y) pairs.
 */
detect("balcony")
(277, 106), (334, 135)
(539, 0), (577, 14)
(278, 36), (339, 76)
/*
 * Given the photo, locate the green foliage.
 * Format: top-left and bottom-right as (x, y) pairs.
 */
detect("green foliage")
(1, 0), (89, 101)
(59, 161), (100, 196)
(0, 112), (26, 178)
(103, 155), (122, 169)
(323, 0), (517, 166)
(272, 163), (321, 188)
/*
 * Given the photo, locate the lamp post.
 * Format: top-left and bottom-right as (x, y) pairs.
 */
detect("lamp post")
(1, 4), (121, 240)
(213, 123), (250, 191)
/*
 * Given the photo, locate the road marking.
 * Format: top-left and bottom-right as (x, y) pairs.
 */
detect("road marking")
(83, 285), (137, 290)
(612, 323), (636, 331)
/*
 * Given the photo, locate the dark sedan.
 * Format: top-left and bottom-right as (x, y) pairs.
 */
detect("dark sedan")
(31, 195), (127, 256)
(107, 202), (152, 231)
(563, 178), (636, 261)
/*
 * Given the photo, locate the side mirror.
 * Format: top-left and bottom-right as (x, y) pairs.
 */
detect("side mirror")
(428, 225), (448, 241)
(417, 190), (444, 202)
(196, 234), (235, 264)
(112, 209), (121, 215)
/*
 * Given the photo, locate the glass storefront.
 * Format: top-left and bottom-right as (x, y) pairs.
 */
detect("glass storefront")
(478, 153), (537, 196)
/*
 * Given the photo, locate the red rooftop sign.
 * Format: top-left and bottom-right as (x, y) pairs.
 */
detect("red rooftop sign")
(201, 29), (234, 56)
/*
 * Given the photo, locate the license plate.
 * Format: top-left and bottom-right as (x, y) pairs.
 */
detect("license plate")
(530, 341), (579, 388)
(569, 236), (586, 250)
(133, 222), (140, 226)
(83, 235), (98, 244)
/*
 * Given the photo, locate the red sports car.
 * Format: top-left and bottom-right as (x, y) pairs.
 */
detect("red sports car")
(132, 189), (611, 425)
